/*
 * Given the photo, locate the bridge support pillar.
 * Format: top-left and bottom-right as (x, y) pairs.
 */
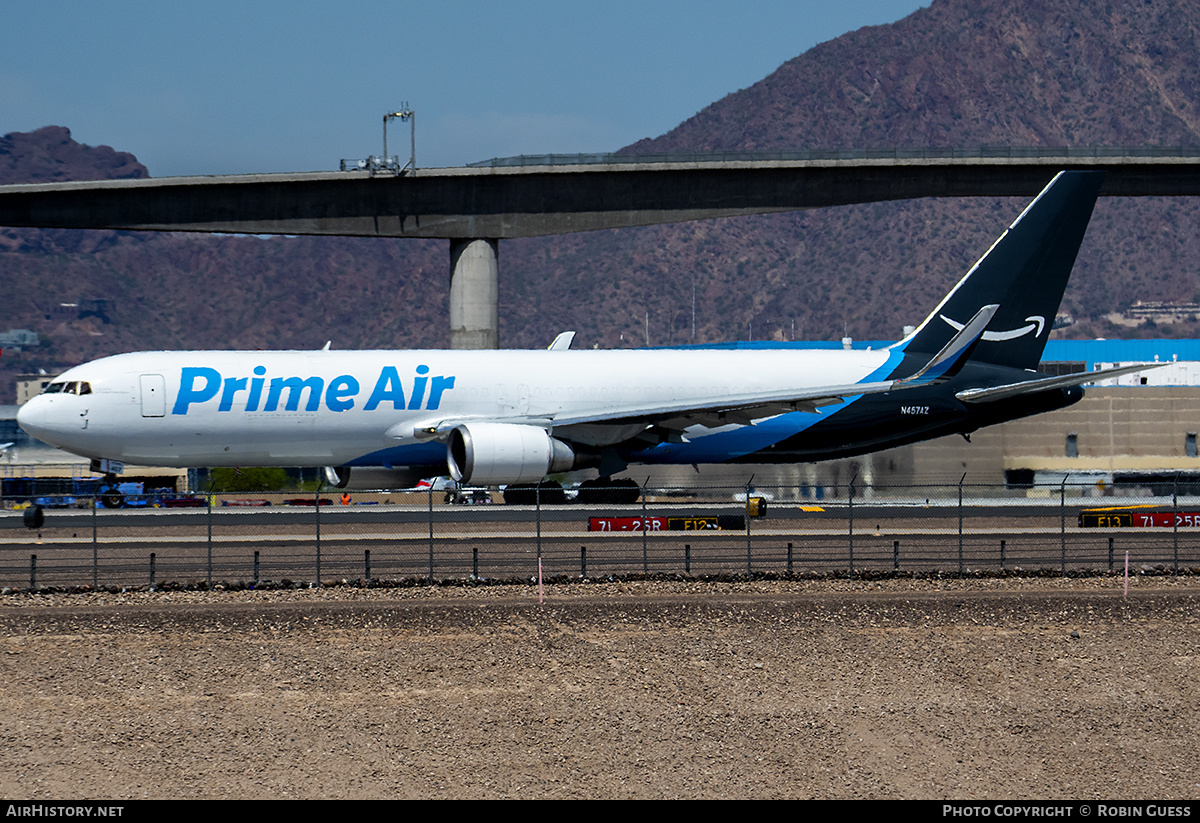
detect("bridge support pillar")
(449, 238), (499, 349)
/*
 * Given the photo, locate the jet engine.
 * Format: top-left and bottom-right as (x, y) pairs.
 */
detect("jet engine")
(447, 423), (593, 485)
(323, 466), (433, 490)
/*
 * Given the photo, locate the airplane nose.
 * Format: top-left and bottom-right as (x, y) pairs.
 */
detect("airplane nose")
(16, 398), (48, 441)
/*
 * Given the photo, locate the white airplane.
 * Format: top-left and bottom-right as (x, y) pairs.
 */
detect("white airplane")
(16, 171), (1157, 497)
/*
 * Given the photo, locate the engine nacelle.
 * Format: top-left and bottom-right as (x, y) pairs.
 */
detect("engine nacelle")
(323, 466), (433, 490)
(447, 423), (585, 485)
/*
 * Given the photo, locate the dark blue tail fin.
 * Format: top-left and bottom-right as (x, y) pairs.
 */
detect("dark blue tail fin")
(899, 171), (1104, 370)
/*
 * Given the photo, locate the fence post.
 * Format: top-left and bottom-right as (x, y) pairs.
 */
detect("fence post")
(427, 484), (434, 584)
(317, 477), (327, 585)
(30, 554), (36, 589)
(685, 543), (691, 575)
(1001, 539), (1007, 570)
(254, 550), (260, 586)
(150, 552), (156, 589)
(744, 480), (753, 576)
(641, 479), (649, 574)
(1060, 475), (1067, 576)
(958, 473), (966, 575)
(92, 480), (98, 590)
(472, 547), (478, 580)
(893, 540), (899, 571)
(787, 542), (793, 576)
(580, 545), (587, 579)
(207, 480), (215, 588)
(1107, 537), (1114, 572)
(1173, 472), (1179, 572)
(848, 474), (856, 574)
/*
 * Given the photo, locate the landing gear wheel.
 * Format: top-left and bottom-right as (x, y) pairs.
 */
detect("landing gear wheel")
(502, 481), (566, 505)
(576, 477), (640, 505)
(22, 505), (44, 529)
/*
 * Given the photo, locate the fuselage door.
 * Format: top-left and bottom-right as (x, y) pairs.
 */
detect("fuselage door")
(497, 384), (531, 415)
(140, 374), (166, 417)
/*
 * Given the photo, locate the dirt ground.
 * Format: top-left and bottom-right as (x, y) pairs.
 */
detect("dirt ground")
(1, 575), (1198, 800)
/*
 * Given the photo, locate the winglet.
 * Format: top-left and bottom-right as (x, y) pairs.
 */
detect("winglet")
(898, 304), (998, 386)
(548, 331), (576, 351)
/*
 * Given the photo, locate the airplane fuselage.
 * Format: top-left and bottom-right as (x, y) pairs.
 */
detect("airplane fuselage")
(16, 347), (1079, 473)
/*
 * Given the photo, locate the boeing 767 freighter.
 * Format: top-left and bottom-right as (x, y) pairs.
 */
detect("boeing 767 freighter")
(18, 171), (1153, 492)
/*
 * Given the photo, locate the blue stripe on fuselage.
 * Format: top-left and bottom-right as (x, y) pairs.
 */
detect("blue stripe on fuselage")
(346, 441), (448, 469)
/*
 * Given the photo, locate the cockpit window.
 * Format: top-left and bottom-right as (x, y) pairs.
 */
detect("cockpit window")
(41, 381), (91, 395)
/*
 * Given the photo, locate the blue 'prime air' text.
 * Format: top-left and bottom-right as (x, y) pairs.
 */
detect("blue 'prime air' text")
(171, 366), (456, 415)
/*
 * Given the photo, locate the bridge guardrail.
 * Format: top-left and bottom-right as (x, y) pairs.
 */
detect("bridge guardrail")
(468, 145), (1200, 167)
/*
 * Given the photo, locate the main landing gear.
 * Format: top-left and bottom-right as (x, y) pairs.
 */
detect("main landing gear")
(501, 477), (641, 505)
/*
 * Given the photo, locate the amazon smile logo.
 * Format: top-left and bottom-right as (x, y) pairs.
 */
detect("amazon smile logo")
(940, 314), (1045, 341)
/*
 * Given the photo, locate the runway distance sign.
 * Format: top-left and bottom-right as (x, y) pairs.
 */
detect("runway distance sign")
(1079, 508), (1200, 528)
(588, 515), (746, 531)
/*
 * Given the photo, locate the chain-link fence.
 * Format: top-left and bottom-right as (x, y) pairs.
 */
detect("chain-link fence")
(2, 480), (1198, 590)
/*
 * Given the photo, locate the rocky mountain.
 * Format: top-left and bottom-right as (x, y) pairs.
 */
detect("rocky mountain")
(0, 125), (148, 185)
(3, 0), (1200, 402)
(632, 0), (1200, 152)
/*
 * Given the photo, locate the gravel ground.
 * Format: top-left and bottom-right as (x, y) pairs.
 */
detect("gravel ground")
(1, 575), (1198, 799)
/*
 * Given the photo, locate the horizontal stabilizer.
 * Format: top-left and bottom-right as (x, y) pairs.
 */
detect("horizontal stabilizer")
(955, 362), (1168, 404)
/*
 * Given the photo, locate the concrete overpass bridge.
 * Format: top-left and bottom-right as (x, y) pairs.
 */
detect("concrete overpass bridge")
(2, 146), (1199, 348)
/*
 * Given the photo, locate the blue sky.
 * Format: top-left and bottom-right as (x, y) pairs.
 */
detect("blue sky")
(2, 1), (927, 177)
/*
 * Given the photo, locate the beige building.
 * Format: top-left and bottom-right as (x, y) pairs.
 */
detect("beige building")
(896, 387), (1200, 485)
(15, 373), (57, 406)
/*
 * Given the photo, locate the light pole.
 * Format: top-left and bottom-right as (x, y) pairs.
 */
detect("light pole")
(340, 106), (417, 174)
(384, 105), (415, 173)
